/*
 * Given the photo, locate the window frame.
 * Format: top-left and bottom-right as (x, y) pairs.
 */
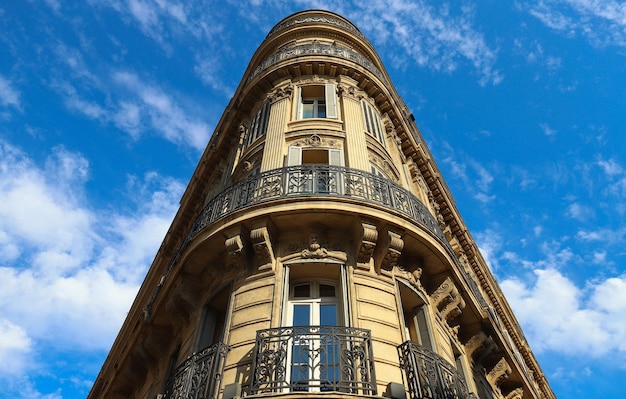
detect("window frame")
(296, 84), (338, 120)
(361, 99), (386, 146)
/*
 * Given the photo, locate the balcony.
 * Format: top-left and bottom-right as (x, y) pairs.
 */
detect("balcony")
(251, 326), (377, 395)
(398, 341), (471, 399)
(163, 343), (229, 399)
(186, 165), (445, 244)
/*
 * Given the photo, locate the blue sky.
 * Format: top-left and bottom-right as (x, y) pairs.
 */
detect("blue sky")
(1, 1), (625, 398)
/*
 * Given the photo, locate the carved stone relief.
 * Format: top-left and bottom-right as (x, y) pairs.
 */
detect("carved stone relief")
(431, 277), (466, 323)
(250, 226), (275, 271)
(487, 357), (512, 392)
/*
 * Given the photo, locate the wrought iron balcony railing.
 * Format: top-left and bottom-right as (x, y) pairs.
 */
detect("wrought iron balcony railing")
(187, 165), (445, 244)
(163, 343), (229, 399)
(251, 326), (377, 395)
(398, 341), (471, 399)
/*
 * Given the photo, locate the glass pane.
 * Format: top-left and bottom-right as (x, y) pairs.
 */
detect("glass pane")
(302, 101), (314, 118)
(293, 304), (310, 326)
(319, 284), (335, 297)
(320, 304), (337, 326)
(317, 100), (326, 118)
(293, 284), (310, 298)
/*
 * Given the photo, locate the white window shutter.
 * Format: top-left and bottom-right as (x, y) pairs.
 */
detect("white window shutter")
(286, 146), (302, 166)
(325, 83), (337, 119)
(328, 148), (343, 166)
(296, 86), (302, 119)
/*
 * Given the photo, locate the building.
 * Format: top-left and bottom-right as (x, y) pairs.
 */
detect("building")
(88, 10), (556, 399)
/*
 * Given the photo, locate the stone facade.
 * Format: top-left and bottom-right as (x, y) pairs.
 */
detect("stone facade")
(88, 10), (555, 399)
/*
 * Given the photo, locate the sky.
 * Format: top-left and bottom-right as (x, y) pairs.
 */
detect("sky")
(0, 0), (625, 398)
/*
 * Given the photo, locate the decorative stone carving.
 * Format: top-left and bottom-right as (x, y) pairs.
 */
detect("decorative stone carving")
(505, 387), (524, 399)
(487, 357), (512, 391)
(225, 234), (248, 271)
(355, 221), (378, 263)
(374, 229), (404, 273)
(246, 42), (385, 85)
(307, 134), (321, 146)
(465, 331), (498, 363)
(165, 274), (202, 324)
(268, 84), (293, 103)
(250, 226), (275, 270)
(281, 224), (347, 263)
(393, 262), (426, 295)
(431, 277), (466, 322)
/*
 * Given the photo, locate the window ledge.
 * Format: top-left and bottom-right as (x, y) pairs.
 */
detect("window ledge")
(288, 118), (344, 132)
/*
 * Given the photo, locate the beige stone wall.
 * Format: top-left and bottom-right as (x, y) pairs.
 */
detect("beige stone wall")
(351, 270), (405, 390)
(223, 275), (277, 388)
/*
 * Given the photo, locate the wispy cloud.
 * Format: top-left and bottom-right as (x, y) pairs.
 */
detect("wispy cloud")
(0, 75), (21, 109)
(229, 0), (502, 85)
(522, 0), (626, 47)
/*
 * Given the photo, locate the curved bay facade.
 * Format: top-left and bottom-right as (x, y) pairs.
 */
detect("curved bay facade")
(88, 10), (556, 399)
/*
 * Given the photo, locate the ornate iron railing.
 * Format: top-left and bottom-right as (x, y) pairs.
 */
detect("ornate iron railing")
(398, 341), (470, 399)
(186, 165), (445, 244)
(251, 326), (377, 395)
(163, 343), (229, 399)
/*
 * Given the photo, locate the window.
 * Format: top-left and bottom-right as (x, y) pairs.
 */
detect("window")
(195, 285), (230, 352)
(398, 280), (434, 350)
(297, 84), (337, 119)
(284, 264), (346, 392)
(244, 101), (270, 149)
(361, 100), (385, 146)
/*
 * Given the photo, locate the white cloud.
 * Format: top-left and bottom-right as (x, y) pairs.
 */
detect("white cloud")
(352, 0), (502, 85)
(598, 158), (624, 176)
(523, 0), (626, 47)
(113, 71), (212, 150)
(443, 150), (496, 204)
(0, 140), (183, 375)
(566, 201), (594, 221)
(0, 319), (32, 376)
(0, 75), (21, 109)
(501, 268), (620, 357)
(540, 122), (557, 136)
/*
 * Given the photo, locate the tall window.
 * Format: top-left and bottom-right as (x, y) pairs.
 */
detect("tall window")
(283, 263), (346, 392)
(297, 84), (337, 119)
(244, 101), (270, 149)
(361, 100), (385, 146)
(398, 280), (434, 350)
(195, 285), (230, 352)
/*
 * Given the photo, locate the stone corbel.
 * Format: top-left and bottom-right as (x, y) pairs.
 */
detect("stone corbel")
(354, 221), (378, 265)
(143, 323), (173, 361)
(250, 224), (275, 271)
(225, 234), (249, 272)
(505, 387), (524, 399)
(165, 273), (203, 325)
(431, 277), (466, 323)
(465, 331), (498, 364)
(487, 357), (512, 392)
(374, 229), (404, 273)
